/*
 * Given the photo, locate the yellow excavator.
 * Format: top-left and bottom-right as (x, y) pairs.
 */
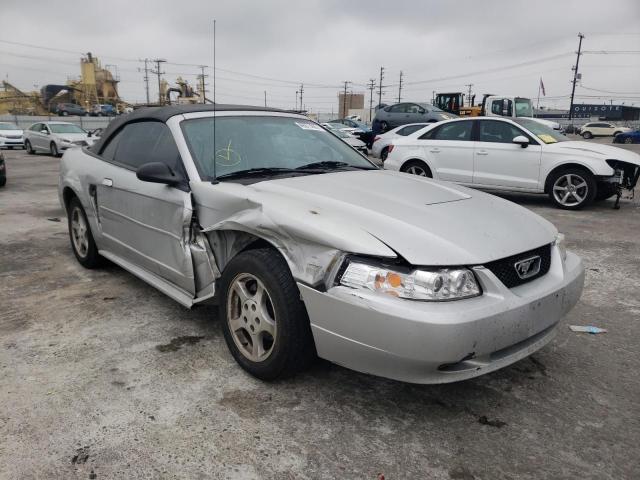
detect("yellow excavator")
(434, 92), (482, 117)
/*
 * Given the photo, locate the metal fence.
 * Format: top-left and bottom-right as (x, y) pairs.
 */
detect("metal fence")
(0, 114), (113, 131)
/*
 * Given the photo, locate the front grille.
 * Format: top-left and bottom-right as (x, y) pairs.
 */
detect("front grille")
(484, 244), (551, 288)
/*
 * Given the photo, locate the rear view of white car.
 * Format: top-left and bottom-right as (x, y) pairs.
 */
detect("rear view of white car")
(385, 117), (640, 209)
(371, 123), (429, 160)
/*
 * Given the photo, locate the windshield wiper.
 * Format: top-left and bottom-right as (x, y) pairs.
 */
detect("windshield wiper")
(216, 167), (319, 180)
(295, 161), (377, 171)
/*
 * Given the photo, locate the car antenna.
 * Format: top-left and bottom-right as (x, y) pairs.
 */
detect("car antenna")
(211, 19), (219, 185)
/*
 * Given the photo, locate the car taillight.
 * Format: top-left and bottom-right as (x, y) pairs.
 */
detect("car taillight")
(387, 145), (394, 154)
(373, 136), (380, 143)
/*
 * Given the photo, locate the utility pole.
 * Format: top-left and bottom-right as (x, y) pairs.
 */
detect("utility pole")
(138, 58), (150, 104)
(299, 83), (304, 112)
(465, 83), (473, 107)
(151, 59), (166, 105)
(568, 33), (584, 122)
(264, 90), (267, 107)
(397, 71), (404, 103)
(198, 65), (208, 103)
(368, 78), (376, 122)
(295, 90), (298, 110)
(342, 81), (351, 118)
(378, 66), (385, 107)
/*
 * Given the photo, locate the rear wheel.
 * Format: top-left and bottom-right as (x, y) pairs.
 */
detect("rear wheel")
(25, 140), (35, 154)
(380, 121), (389, 132)
(381, 147), (389, 161)
(219, 248), (315, 380)
(67, 197), (102, 268)
(548, 168), (596, 210)
(401, 160), (432, 177)
(624, 137), (633, 144)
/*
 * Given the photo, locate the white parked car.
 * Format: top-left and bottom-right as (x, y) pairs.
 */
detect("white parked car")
(579, 122), (631, 139)
(330, 128), (368, 155)
(0, 122), (24, 149)
(23, 121), (90, 157)
(371, 123), (429, 160)
(385, 117), (640, 209)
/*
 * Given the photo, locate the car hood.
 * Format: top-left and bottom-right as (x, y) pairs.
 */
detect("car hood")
(546, 141), (640, 166)
(0, 129), (23, 136)
(195, 170), (557, 266)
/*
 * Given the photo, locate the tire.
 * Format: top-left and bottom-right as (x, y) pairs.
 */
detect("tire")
(401, 160), (432, 178)
(624, 137), (633, 144)
(219, 248), (315, 381)
(25, 140), (35, 154)
(380, 121), (389, 132)
(582, 131), (593, 139)
(381, 147), (389, 162)
(0, 177), (5, 187)
(62, 111), (68, 116)
(67, 197), (102, 268)
(50, 142), (59, 157)
(548, 168), (596, 210)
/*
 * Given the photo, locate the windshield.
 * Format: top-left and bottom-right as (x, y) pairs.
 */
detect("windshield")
(49, 124), (86, 134)
(420, 103), (443, 112)
(514, 98), (533, 117)
(181, 115), (376, 180)
(0, 123), (20, 130)
(513, 118), (568, 144)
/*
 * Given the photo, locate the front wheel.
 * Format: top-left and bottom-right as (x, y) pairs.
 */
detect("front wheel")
(50, 142), (59, 157)
(624, 137), (633, 144)
(25, 140), (35, 154)
(548, 168), (596, 209)
(381, 147), (389, 161)
(582, 131), (593, 139)
(219, 248), (315, 380)
(401, 160), (432, 177)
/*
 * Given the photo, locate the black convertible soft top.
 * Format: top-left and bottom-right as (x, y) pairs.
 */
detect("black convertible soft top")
(91, 104), (287, 152)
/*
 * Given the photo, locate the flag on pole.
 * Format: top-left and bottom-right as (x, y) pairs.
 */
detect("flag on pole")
(539, 77), (546, 96)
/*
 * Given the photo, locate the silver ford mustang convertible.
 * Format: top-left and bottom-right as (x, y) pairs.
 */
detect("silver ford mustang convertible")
(59, 104), (584, 384)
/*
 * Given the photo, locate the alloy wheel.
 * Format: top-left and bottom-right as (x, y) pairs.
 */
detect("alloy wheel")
(406, 165), (428, 176)
(552, 173), (589, 207)
(226, 273), (277, 362)
(70, 207), (89, 258)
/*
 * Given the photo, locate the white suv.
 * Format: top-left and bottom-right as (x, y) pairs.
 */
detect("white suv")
(579, 122), (631, 139)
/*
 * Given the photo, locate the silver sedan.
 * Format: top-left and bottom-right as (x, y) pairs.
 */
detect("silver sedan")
(58, 104), (584, 383)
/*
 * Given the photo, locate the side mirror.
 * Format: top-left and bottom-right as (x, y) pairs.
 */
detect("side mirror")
(512, 135), (529, 148)
(136, 162), (181, 186)
(41, 129), (49, 135)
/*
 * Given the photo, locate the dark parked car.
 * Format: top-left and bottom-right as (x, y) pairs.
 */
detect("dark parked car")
(327, 118), (374, 146)
(562, 124), (583, 135)
(0, 151), (6, 187)
(374, 102), (457, 132)
(91, 104), (117, 116)
(613, 130), (640, 144)
(55, 103), (88, 116)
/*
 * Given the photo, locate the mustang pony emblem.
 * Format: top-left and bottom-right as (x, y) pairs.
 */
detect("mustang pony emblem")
(514, 255), (542, 279)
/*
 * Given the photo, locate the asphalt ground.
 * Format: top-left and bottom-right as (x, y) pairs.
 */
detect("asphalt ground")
(1, 140), (639, 479)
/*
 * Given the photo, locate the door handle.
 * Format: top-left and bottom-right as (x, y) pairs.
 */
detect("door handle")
(102, 178), (113, 187)
(429, 148), (440, 153)
(476, 150), (488, 156)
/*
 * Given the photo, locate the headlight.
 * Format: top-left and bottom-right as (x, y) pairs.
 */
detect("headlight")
(61, 138), (72, 143)
(554, 233), (567, 263)
(339, 259), (481, 301)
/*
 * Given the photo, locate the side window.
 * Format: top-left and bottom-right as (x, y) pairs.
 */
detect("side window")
(479, 120), (532, 144)
(389, 104), (407, 113)
(30, 123), (40, 131)
(432, 121), (472, 141)
(406, 104), (420, 114)
(112, 122), (183, 173)
(491, 100), (503, 115)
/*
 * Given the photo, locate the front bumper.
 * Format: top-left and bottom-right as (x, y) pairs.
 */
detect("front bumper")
(0, 137), (24, 147)
(299, 247), (584, 384)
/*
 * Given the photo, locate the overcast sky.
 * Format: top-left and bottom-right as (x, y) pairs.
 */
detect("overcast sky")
(1, 0), (639, 113)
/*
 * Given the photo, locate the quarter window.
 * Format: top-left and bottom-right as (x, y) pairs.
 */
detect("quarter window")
(397, 124), (427, 136)
(421, 121), (472, 141)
